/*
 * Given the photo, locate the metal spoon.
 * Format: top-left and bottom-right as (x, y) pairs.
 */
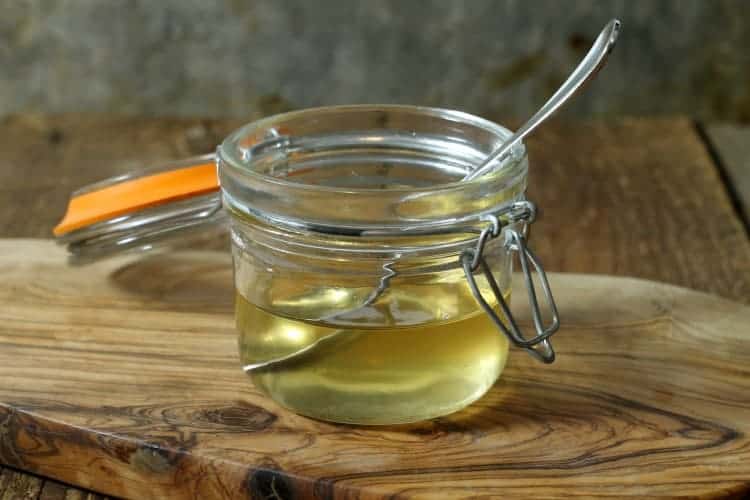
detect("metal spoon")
(464, 19), (621, 181)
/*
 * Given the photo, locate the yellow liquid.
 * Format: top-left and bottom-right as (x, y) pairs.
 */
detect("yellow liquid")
(236, 284), (509, 424)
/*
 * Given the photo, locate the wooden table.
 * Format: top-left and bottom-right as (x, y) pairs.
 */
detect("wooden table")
(0, 114), (748, 499)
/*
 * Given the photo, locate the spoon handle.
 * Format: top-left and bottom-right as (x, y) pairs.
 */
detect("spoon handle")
(464, 19), (621, 181)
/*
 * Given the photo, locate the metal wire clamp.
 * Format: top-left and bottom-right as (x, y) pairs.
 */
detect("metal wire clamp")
(461, 200), (560, 363)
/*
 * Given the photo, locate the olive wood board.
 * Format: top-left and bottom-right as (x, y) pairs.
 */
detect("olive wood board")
(0, 239), (749, 499)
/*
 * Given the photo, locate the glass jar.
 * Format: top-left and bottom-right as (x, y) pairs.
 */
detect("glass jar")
(54, 105), (559, 425)
(216, 106), (557, 424)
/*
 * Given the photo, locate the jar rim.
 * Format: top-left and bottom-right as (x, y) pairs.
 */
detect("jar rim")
(217, 104), (526, 195)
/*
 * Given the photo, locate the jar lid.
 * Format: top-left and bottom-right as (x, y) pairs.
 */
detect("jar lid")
(54, 154), (226, 264)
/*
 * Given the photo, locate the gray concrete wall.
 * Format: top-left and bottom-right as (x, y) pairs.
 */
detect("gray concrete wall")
(1, 0), (748, 121)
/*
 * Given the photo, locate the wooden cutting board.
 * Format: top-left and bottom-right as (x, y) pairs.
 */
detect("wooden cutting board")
(1, 239), (749, 499)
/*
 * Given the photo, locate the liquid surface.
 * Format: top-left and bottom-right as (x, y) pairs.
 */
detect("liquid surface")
(236, 285), (509, 424)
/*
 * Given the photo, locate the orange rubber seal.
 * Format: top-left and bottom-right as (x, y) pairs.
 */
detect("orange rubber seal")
(53, 162), (219, 236)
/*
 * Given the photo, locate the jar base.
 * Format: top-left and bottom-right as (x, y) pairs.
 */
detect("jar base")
(252, 375), (502, 425)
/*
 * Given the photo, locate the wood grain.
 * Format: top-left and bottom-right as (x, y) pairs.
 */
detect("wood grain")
(523, 117), (750, 302)
(705, 123), (750, 225)
(1, 239), (749, 499)
(0, 114), (747, 303)
(0, 467), (42, 499)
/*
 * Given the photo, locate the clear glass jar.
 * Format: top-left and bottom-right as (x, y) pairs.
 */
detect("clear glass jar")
(216, 105), (550, 424)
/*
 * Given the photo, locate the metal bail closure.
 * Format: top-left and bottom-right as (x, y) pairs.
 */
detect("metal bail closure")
(461, 201), (560, 363)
